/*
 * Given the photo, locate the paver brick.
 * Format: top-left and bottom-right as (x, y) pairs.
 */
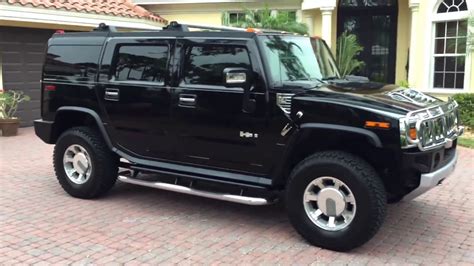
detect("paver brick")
(1, 128), (473, 264)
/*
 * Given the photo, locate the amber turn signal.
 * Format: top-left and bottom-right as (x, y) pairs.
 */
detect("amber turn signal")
(365, 121), (391, 129)
(409, 127), (417, 140)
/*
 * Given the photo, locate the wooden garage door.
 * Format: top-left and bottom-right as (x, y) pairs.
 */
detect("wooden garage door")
(0, 27), (54, 126)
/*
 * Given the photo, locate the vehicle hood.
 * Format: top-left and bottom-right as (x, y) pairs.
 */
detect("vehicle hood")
(294, 80), (445, 116)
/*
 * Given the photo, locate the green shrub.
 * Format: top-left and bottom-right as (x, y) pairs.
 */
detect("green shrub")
(453, 93), (474, 129)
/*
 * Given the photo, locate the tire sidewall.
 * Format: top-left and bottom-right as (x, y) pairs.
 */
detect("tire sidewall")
(287, 156), (380, 250)
(54, 132), (101, 194)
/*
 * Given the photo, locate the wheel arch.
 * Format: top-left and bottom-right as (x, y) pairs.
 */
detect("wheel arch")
(273, 123), (395, 189)
(51, 107), (113, 149)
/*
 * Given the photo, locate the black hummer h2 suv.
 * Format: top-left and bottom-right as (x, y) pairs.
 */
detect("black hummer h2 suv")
(34, 22), (463, 251)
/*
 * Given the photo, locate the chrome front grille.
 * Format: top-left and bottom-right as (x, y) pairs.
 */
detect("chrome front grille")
(400, 99), (463, 151)
(277, 93), (294, 114)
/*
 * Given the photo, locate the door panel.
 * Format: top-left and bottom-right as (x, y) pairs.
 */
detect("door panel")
(171, 39), (273, 175)
(98, 39), (176, 160)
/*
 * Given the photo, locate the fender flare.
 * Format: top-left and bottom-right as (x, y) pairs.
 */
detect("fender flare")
(56, 107), (114, 149)
(271, 123), (383, 186)
(299, 123), (383, 148)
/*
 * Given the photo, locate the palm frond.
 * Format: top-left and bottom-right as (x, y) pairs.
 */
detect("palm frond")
(228, 6), (308, 35)
(336, 31), (365, 77)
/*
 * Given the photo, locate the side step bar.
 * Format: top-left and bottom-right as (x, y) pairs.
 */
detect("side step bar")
(118, 175), (270, 206)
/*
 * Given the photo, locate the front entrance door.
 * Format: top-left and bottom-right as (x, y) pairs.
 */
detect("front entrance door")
(171, 39), (271, 175)
(337, 0), (398, 83)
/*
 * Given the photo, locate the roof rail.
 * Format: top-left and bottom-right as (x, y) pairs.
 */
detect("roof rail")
(93, 23), (117, 32)
(163, 21), (246, 32)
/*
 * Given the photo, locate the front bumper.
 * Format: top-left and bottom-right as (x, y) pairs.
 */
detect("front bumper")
(403, 151), (458, 201)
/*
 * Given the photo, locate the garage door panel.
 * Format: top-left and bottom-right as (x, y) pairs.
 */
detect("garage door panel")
(2, 51), (22, 62)
(26, 54), (46, 64)
(25, 43), (48, 52)
(1, 26), (54, 126)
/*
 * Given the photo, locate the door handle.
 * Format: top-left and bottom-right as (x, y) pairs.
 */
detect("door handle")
(105, 88), (120, 101)
(179, 94), (197, 107)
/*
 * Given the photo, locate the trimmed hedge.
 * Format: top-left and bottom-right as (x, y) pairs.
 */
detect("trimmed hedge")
(453, 93), (474, 129)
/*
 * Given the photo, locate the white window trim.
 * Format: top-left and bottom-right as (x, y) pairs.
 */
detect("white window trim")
(422, 0), (472, 94)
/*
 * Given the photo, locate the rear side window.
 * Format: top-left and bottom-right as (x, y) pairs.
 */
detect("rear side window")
(112, 45), (169, 83)
(183, 45), (251, 86)
(44, 45), (100, 81)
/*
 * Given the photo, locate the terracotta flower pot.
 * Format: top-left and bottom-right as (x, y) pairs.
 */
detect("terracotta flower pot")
(0, 118), (20, 137)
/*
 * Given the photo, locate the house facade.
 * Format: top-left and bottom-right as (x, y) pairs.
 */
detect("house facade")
(0, 0), (167, 125)
(137, 0), (474, 97)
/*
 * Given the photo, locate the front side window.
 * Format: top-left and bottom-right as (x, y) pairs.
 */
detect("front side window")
(260, 36), (340, 86)
(112, 45), (169, 83)
(183, 45), (252, 86)
(432, 0), (469, 90)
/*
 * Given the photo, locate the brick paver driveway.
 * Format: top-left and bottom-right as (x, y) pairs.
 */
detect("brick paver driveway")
(1, 128), (473, 265)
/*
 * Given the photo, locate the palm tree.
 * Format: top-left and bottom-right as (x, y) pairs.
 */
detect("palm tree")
(226, 7), (308, 35)
(336, 31), (365, 77)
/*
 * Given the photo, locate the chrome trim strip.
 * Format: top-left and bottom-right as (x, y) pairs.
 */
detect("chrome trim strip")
(403, 151), (458, 201)
(118, 175), (270, 206)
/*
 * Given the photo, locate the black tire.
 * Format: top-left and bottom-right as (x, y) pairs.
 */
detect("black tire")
(286, 151), (386, 251)
(53, 127), (118, 199)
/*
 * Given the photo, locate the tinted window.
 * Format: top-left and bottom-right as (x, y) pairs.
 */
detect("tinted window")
(184, 45), (251, 86)
(112, 45), (169, 83)
(44, 45), (100, 81)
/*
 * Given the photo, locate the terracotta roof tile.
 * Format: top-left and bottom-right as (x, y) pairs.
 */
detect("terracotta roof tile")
(6, 0), (168, 25)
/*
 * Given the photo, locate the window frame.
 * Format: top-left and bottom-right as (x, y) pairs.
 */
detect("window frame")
(425, 0), (471, 93)
(180, 42), (254, 90)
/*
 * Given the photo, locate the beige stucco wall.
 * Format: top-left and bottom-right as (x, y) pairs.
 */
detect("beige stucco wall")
(162, 12), (222, 25)
(395, 0), (410, 84)
(151, 2), (301, 25)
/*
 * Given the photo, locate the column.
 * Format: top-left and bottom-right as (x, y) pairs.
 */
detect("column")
(296, 9), (303, 23)
(321, 7), (334, 47)
(304, 15), (314, 36)
(408, 1), (420, 87)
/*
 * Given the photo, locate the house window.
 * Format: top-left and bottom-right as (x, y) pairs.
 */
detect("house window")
(225, 10), (298, 25)
(432, 0), (469, 90)
(229, 12), (246, 24)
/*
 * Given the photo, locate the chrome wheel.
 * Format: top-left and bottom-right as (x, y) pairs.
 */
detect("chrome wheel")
(63, 144), (92, 185)
(303, 176), (356, 231)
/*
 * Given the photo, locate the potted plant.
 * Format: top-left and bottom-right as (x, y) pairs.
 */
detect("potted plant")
(0, 89), (30, 136)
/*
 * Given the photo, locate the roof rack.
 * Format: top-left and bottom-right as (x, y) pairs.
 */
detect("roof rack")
(93, 23), (117, 32)
(163, 21), (246, 32)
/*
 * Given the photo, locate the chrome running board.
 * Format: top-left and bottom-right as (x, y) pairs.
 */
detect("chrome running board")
(118, 175), (269, 206)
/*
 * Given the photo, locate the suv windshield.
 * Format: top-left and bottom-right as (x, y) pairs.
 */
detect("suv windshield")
(259, 35), (340, 87)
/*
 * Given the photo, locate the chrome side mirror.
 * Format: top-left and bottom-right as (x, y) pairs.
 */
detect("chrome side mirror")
(223, 68), (255, 113)
(224, 68), (248, 86)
